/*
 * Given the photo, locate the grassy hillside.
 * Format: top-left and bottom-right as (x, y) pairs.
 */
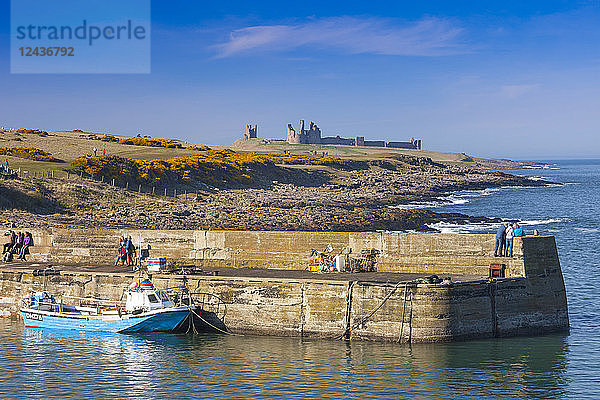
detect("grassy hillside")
(0, 128), (544, 232)
(0, 129), (531, 180)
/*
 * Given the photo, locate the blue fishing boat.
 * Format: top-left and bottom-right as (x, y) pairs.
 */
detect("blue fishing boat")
(21, 279), (192, 333)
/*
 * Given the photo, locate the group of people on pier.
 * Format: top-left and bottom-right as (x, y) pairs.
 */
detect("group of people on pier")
(114, 236), (137, 266)
(494, 222), (523, 257)
(2, 230), (34, 262)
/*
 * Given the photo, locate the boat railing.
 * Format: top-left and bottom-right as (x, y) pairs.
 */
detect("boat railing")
(61, 295), (126, 308)
(162, 286), (227, 320)
(190, 292), (228, 321)
(23, 295), (126, 315)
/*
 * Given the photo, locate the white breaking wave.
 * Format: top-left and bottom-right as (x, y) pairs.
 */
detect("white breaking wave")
(521, 164), (560, 170)
(428, 217), (569, 233)
(391, 180), (560, 211)
(574, 228), (600, 234)
(528, 176), (549, 181)
(391, 188), (502, 210)
(438, 195), (470, 205)
(428, 221), (497, 234)
(391, 201), (440, 210)
(517, 218), (569, 225)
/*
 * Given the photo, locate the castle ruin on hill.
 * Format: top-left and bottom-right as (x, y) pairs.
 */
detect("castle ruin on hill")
(242, 120), (422, 150)
(244, 124), (258, 139)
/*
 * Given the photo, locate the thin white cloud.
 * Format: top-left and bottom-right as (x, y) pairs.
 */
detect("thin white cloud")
(213, 16), (466, 58)
(500, 84), (540, 99)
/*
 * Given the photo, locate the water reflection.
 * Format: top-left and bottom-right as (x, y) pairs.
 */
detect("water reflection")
(0, 318), (572, 400)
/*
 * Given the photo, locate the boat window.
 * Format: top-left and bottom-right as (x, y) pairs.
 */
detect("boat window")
(158, 291), (170, 302)
(147, 293), (159, 303)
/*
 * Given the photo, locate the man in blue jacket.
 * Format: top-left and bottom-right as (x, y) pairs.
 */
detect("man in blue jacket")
(494, 223), (507, 257)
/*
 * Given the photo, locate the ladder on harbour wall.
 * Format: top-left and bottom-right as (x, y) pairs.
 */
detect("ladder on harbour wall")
(342, 281), (414, 342)
(399, 283), (413, 344)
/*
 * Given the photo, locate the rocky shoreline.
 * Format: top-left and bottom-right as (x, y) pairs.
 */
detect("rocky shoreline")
(0, 156), (551, 232)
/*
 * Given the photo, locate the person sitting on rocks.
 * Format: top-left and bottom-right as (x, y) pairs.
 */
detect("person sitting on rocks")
(18, 232), (33, 261)
(12, 232), (24, 254)
(3, 230), (16, 254)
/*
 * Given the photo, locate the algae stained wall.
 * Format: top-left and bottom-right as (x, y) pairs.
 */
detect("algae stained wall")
(27, 229), (527, 277)
(0, 259), (568, 342)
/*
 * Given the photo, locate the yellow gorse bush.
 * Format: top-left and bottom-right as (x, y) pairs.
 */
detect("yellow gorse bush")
(16, 128), (49, 136)
(99, 135), (211, 151)
(100, 135), (183, 148)
(0, 147), (62, 162)
(72, 149), (343, 187)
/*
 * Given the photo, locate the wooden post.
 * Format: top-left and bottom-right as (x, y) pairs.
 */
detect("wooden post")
(185, 190), (187, 200)
(101, 176), (104, 183)
(112, 178), (115, 186)
(164, 188), (167, 197)
(174, 189), (177, 198)
(138, 184), (141, 193)
(152, 186), (155, 195)
(51, 170), (54, 179)
(126, 182), (129, 190)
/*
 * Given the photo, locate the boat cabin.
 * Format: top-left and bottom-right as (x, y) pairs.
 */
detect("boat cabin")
(125, 288), (175, 313)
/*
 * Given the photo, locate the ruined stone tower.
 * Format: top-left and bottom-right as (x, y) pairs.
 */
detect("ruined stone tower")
(243, 124), (258, 140)
(286, 120), (322, 144)
(286, 123), (301, 144)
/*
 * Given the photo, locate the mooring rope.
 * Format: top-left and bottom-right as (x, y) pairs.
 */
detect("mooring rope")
(184, 304), (243, 336)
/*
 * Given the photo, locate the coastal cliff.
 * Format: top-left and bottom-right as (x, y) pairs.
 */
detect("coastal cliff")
(0, 130), (548, 232)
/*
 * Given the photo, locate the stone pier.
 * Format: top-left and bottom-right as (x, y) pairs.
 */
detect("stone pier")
(0, 230), (569, 342)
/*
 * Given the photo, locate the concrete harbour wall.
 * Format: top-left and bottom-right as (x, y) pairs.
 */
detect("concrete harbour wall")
(0, 231), (569, 342)
(25, 229), (527, 277)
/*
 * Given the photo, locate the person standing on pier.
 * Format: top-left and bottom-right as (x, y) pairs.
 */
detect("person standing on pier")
(494, 223), (507, 256)
(513, 223), (523, 237)
(505, 223), (515, 257)
(125, 236), (136, 266)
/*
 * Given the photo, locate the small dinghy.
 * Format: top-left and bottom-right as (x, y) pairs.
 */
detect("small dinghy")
(21, 279), (191, 333)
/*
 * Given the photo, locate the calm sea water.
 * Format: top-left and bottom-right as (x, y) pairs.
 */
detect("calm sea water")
(0, 159), (598, 399)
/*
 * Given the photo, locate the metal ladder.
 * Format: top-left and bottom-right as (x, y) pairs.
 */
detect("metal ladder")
(399, 283), (413, 344)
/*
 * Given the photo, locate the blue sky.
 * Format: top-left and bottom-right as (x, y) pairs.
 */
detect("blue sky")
(0, 0), (598, 159)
